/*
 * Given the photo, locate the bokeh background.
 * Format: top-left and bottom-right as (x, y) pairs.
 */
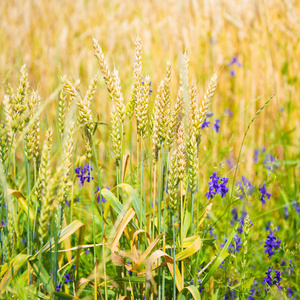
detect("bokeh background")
(0, 0), (299, 177)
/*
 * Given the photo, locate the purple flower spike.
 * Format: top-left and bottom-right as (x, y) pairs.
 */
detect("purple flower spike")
(75, 163), (94, 187)
(213, 119), (220, 133)
(56, 284), (62, 292)
(205, 172), (229, 200)
(259, 184), (271, 205)
(264, 231), (281, 257)
(201, 118), (210, 129)
(63, 273), (71, 284)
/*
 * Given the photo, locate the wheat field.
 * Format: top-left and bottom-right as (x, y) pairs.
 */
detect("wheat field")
(0, 0), (299, 299)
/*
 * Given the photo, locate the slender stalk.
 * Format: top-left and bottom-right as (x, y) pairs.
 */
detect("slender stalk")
(172, 214), (176, 300)
(180, 180), (184, 286)
(191, 192), (195, 233)
(158, 142), (164, 299)
(162, 151), (170, 300)
(140, 138), (145, 228)
(149, 151), (153, 237)
(89, 159), (97, 300)
(90, 135), (107, 300)
(152, 165), (157, 239)
(25, 157), (31, 284)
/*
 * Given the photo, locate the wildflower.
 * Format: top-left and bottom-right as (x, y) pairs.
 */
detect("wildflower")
(209, 227), (217, 239)
(75, 163), (94, 187)
(259, 184), (271, 205)
(287, 260), (294, 275)
(264, 231), (281, 257)
(228, 55), (242, 77)
(21, 238), (27, 245)
(63, 273), (71, 284)
(65, 199), (70, 207)
(287, 287), (294, 297)
(85, 248), (90, 256)
(198, 279), (204, 293)
(127, 260), (133, 277)
(248, 285), (256, 300)
(254, 149), (259, 163)
(206, 112), (214, 117)
(284, 206), (289, 219)
(237, 212), (253, 234)
(265, 221), (272, 231)
(292, 201), (300, 214)
(1, 219), (6, 227)
(205, 172), (229, 200)
(263, 267), (273, 288)
(226, 158), (234, 169)
(201, 118), (210, 129)
(230, 208), (238, 226)
(236, 176), (254, 199)
(225, 108), (233, 117)
(264, 154), (277, 171)
(95, 186), (110, 204)
(220, 233), (241, 254)
(233, 234), (242, 252)
(213, 119), (220, 133)
(228, 56), (242, 67)
(263, 267), (283, 292)
(219, 178), (229, 198)
(56, 284), (62, 292)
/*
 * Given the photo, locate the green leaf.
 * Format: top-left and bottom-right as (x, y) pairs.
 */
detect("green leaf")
(29, 261), (53, 292)
(0, 254), (31, 292)
(51, 292), (80, 300)
(101, 188), (124, 216)
(200, 224), (238, 288)
(118, 183), (146, 227)
(178, 285), (201, 300)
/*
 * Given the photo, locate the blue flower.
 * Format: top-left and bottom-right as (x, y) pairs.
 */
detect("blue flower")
(292, 201), (300, 214)
(205, 172), (229, 200)
(213, 119), (220, 133)
(206, 112), (214, 118)
(209, 227), (217, 239)
(225, 108), (233, 117)
(248, 285), (256, 300)
(266, 221), (272, 231)
(228, 56), (242, 67)
(95, 186), (110, 204)
(21, 238), (27, 245)
(236, 176), (254, 199)
(201, 118), (210, 129)
(284, 206), (289, 219)
(263, 268), (283, 292)
(287, 287), (294, 297)
(264, 154), (277, 171)
(259, 184), (271, 205)
(1, 219), (6, 227)
(75, 163), (94, 187)
(56, 284), (62, 292)
(85, 248), (90, 256)
(63, 273), (71, 284)
(254, 149), (260, 163)
(264, 231), (281, 257)
(230, 69), (236, 77)
(226, 158), (234, 169)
